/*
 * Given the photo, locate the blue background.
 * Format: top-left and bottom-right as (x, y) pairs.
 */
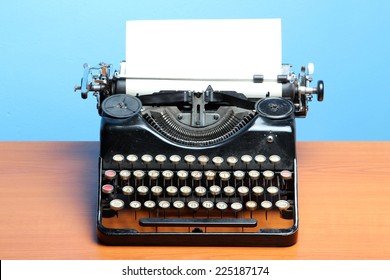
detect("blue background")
(1, 0), (389, 141)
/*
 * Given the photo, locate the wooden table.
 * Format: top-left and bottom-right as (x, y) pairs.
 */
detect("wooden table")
(0, 142), (389, 260)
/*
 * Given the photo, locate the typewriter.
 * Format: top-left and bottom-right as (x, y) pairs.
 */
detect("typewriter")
(75, 19), (324, 246)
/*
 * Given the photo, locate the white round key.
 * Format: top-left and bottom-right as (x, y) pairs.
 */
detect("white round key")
(141, 154), (153, 164)
(198, 155), (209, 165)
(148, 170), (160, 180)
(158, 200), (170, 209)
(275, 200), (291, 211)
(184, 155), (196, 164)
(144, 200), (156, 210)
(209, 185), (221, 196)
(248, 170), (260, 180)
(169, 155), (181, 164)
(202, 200), (214, 210)
(173, 200), (185, 209)
(155, 154), (166, 164)
(187, 200), (199, 211)
(237, 186), (249, 196)
(267, 186), (279, 196)
(223, 186), (235, 196)
(162, 170), (174, 180)
(255, 154), (266, 164)
(133, 170), (145, 180)
(261, 200), (272, 210)
(212, 156), (224, 166)
(137, 185), (149, 196)
(269, 155), (281, 164)
(151, 185), (163, 196)
(177, 170), (189, 180)
(166, 185), (178, 196)
(227, 156), (238, 167)
(112, 154), (125, 163)
(191, 171), (202, 181)
(119, 170), (131, 180)
(216, 201), (228, 211)
(195, 186), (207, 196)
(122, 185), (134, 195)
(233, 170), (245, 180)
(180, 186), (192, 197)
(246, 200), (258, 211)
(263, 170), (274, 180)
(241, 154), (252, 164)
(205, 170), (216, 180)
(110, 199), (125, 211)
(252, 186), (264, 196)
(219, 171), (231, 181)
(126, 154), (138, 163)
(129, 200), (142, 210)
(231, 202), (243, 212)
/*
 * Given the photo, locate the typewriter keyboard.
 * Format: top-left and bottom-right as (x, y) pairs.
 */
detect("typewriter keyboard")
(100, 154), (296, 233)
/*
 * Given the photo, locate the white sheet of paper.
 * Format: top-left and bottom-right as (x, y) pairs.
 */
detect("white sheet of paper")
(125, 19), (282, 97)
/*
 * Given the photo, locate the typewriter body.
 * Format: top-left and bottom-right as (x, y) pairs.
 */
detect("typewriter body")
(75, 20), (324, 246)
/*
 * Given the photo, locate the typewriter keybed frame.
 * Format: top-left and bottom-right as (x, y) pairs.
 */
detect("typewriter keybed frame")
(97, 155), (298, 246)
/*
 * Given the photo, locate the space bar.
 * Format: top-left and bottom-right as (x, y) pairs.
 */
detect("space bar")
(139, 218), (257, 227)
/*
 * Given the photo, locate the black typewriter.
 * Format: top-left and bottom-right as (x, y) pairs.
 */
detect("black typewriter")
(75, 21), (324, 246)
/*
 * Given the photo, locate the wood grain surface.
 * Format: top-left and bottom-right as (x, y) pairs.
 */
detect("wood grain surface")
(0, 141), (389, 260)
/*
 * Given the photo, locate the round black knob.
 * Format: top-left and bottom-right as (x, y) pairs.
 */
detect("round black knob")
(255, 97), (294, 119)
(317, 80), (324, 102)
(101, 94), (142, 118)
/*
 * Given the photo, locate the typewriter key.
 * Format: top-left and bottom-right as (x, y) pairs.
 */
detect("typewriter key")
(255, 154), (266, 165)
(112, 154), (125, 164)
(237, 186), (249, 196)
(144, 200), (156, 210)
(151, 185), (163, 196)
(209, 185), (221, 196)
(212, 156), (224, 167)
(119, 170), (131, 181)
(158, 200), (170, 209)
(191, 170), (202, 181)
(233, 170), (245, 180)
(169, 155), (181, 164)
(180, 186), (192, 196)
(110, 199), (125, 211)
(133, 170), (145, 180)
(246, 201), (258, 211)
(102, 184), (114, 194)
(129, 200), (142, 210)
(280, 170), (292, 180)
(104, 170), (116, 180)
(241, 155), (253, 165)
(195, 186), (207, 196)
(166, 186), (178, 196)
(269, 155), (281, 165)
(198, 155), (209, 165)
(216, 201), (228, 211)
(173, 200), (185, 210)
(223, 186), (235, 196)
(141, 154), (153, 164)
(263, 170), (274, 180)
(275, 200), (290, 211)
(137, 185), (149, 196)
(261, 200), (272, 210)
(155, 154), (167, 164)
(187, 201), (199, 211)
(148, 170), (160, 180)
(205, 170), (216, 181)
(122, 185), (134, 196)
(162, 170), (174, 180)
(248, 170), (260, 180)
(177, 170), (189, 180)
(184, 155), (196, 165)
(252, 186), (264, 196)
(231, 202), (243, 212)
(202, 200), (214, 210)
(267, 186), (279, 196)
(219, 171), (231, 181)
(227, 156), (238, 167)
(126, 154), (138, 164)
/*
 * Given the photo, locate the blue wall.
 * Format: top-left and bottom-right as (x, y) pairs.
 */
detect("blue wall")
(1, 0), (389, 141)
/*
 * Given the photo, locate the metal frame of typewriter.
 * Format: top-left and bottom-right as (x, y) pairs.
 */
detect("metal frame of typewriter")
(75, 62), (323, 247)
